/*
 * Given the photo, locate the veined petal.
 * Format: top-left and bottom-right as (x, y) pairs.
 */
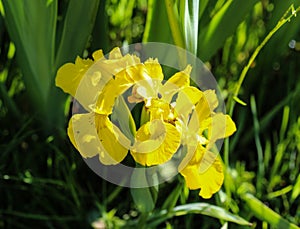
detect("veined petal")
(199, 113), (236, 147)
(117, 63), (146, 84)
(67, 113), (99, 158)
(109, 47), (123, 59)
(101, 54), (141, 77)
(144, 58), (164, 81)
(95, 78), (131, 115)
(147, 99), (173, 121)
(56, 49), (105, 100)
(175, 86), (203, 121)
(67, 112), (130, 165)
(161, 65), (192, 102)
(193, 89), (218, 123)
(180, 149), (224, 199)
(92, 49), (104, 60)
(56, 57), (93, 99)
(95, 114), (131, 165)
(131, 120), (181, 166)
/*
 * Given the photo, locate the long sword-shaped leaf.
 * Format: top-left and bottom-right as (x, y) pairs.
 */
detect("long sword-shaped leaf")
(179, 0), (199, 54)
(2, 0), (57, 106)
(55, 0), (100, 67)
(242, 193), (300, 229)
(198, 0), (259, 61)
(143, 0), (173, 43)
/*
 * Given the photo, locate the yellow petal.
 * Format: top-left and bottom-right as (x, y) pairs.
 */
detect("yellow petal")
(95, 78), (131, 115)
(161, 65), (191, 102)
(180, 149), (224, 199)
(67, 113), (101, 158)
(102, 48), (141, 77)
(67, 112), (130, 165)
(92, 49), (104, 60)
(56, 57), (93, 99)
(144, 58), (164, 81)
(96, 114), (131, 165)
(175, 86), (203, 121)
(109, 47), (123, 59)
(193, 89), (218, 123)
(116, 63), (145, 83)
(131, 119), (181, 166)
(199, 113), (236, 146)
(147, 99), (173, 121)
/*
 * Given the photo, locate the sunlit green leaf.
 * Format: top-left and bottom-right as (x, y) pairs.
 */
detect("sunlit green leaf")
(143, 0), (173, 43)
(130, 167), (158, 213)
(291, 174), (300, 203)
(242, 193), (299, 229)
(198, 0), (259, 61)
(148, 203), (252, 227)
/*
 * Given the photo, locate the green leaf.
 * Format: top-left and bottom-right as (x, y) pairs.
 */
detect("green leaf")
(2, 0), (57, 103)
(143, 0), (173, 43)
(111, 96), (136, 143)
(198, 0), (259, 61)
(179, 0), (199, 54)
(130, 167), (158, 213)
(1, 0), (63, 132)
(291, 174), (300, 203)
(55, 0), (100, 67)
(233, 96), (247, 106)
(242, 193), (300, 229)
(161, 182), (182, 211)
(199, 0), (209, 21)
(148, 203), (252, 227)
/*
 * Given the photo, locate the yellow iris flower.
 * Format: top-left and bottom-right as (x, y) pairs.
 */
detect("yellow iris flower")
(56, 48), (139, 164)
(128, 59), (192, 166)
(175, 88), (236, 199)
(55, 47), (236, 199)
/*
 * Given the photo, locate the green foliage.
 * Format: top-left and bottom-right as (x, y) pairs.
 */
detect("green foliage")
(1, 0), (300, 228)
(1, 0), (100, 133)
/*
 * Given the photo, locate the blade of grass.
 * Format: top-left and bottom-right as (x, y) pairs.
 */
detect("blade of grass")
(279, 106), (290, 141)
(250, 95), (264, 197)
(267, 185), (293, 199)
(240, 87), (298, 146)
(147, 203), (252, 227)
(241, 193), (300, 229)
(228, 4), (300, 116)
(224, 5), (300, 174)
(291, 174), (300, 203)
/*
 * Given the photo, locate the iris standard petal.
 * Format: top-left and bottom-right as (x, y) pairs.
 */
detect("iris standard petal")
(144, 58), (164, 81)
(175, 86), (203, 121)
(194, 90), (217, 121)
(161, 65), (192, 102)
(95, 78), (131, 115)
(56, 57), (94, 99)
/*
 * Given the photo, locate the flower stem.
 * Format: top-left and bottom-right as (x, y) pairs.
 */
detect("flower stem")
(223, 4), (300, 204)
(228, 4), (300, 116)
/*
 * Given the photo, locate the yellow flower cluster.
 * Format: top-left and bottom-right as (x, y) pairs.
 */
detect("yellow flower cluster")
(56, 47), (236, 199)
